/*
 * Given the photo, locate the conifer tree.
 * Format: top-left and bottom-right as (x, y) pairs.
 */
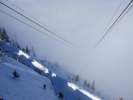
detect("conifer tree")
(58, 92), (64, 100)
(2, 29), (9, 41)
(43, 84), (46, 89)
(75, 75), (79, 82)
(91, 81), (95, 91)
(25, 46), (30, 54)
(84, 80), (90, 88)
(12, 70), (20, 78)
(119, 97), (123, 100)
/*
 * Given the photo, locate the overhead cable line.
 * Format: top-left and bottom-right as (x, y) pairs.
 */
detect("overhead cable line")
(95, 0), (133, 47)
(100, 0), (126, 39)
(5, 0), (45, 27)
(0, 1), (74, 47)
(0, 9), (74, 48)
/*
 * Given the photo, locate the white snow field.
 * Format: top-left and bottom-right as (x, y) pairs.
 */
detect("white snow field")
(0, 57), (58, 100)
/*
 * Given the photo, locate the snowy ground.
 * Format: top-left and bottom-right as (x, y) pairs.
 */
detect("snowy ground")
(0, 58), (58, 100)
(0, 41), (102, 100)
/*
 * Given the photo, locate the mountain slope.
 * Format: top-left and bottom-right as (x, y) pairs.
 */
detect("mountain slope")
(0, 32), (102, 100)
(0, 58), (58, 100)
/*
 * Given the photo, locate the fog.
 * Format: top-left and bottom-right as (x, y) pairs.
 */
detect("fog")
(0, 0), (133, 99)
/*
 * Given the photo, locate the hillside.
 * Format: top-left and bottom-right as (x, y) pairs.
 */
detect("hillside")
(0, 31), (101, 100)
(0, 57), (58, 100)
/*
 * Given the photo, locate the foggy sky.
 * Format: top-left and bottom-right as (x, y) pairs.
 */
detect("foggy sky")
(0, 0), (133, 99)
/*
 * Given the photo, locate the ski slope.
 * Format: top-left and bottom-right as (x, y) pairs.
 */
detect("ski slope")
(0, 40), (102, 100)
(0, 59), (58, 100)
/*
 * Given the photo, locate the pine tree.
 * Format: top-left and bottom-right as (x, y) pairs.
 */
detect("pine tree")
(75, 75), (79, 82)
(84, 80), (90, 88)
(0, 28), (2, 33)
(15, 42), (20, 49)
(119, 97), (123, 100)
(12, 70), (20, 78)
(31, 47), (36, 57)
(25, 46), (30, 54)
(0, 51), (4, 57)
(0, 28), (3, 40)
(43, 84), (46, 89)
(58, 92), (64, 100)
(2, 29), (9, 41)
(22, 48), (26, 52)
(91, 81), (95, 91)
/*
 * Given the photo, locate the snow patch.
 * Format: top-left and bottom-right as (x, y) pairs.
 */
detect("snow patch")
(67, 82), (79, 90)
(67, 82), (101, 100)
(31, 60), (49, 74)
(51, 72), (56, 77)
(17, 50), (30, 59)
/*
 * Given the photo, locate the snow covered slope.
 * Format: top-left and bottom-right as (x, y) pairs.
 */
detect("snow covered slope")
(0, 58), (58, 100)
(0, 40), (102, 100)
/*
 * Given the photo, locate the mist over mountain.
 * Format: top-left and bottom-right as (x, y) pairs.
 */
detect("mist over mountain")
(0, 0), (133, 100)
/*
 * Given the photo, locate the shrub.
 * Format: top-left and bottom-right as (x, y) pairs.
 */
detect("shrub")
(43, 84), (46, 89)
(58, 92), (64, 100)
(12, 70), (20, 78)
